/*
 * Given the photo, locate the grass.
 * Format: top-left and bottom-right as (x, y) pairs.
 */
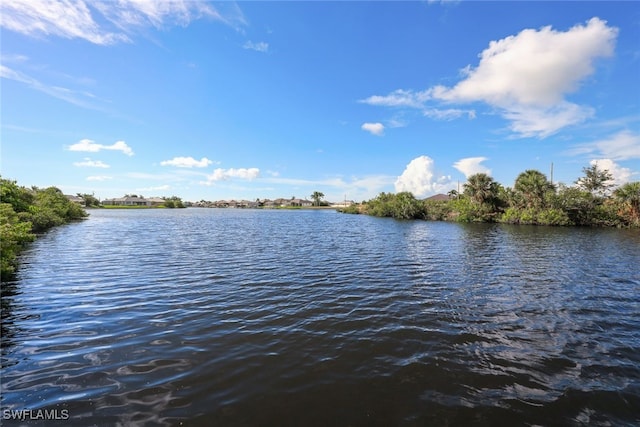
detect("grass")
(101, 205), (163, 209)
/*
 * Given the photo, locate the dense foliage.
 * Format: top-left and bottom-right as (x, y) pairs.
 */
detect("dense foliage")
(342, 166), (640, 228)
(163, 196), (185, 208)
(1, 178), (87, 280)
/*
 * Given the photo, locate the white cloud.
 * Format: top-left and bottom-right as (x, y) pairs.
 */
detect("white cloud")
(423, 108), (476, 121)
(160, 156), (213, 168)
(86, 175), (112, 181)
(589, 159), (633, 188)
(243, 41), (269, 53)
(362, 18), (618, 138)
(394, 156), (454, 197)
(359, 89), (431, 109)
(361, 122), (385, 136)
(0, 0), (128, 45)
(1, 64), (100, 109)
(502, 103), (594, 138)
(432, 18), (617, 106)
(67, 139), (134, 156)
(73, 157), (110, 168)
(430, 17), (617, 137)
(453, 157), (491, 178)
(201, 167), (260, 185)
(569, 130), (640, 160)
(0, 0), (246, 45)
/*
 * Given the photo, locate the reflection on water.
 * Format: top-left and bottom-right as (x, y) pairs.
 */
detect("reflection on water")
(1, 209), (639, 426)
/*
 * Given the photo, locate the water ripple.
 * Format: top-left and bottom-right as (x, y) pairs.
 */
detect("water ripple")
(1, 210), (639, 425)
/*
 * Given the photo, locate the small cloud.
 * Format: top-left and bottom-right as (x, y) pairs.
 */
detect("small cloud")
(67, 139), (134, 156)
(201, 167), (260, 185)
(243, 40), (269, 53)
(160, 156), (213, 168)
(423, 108), (476, 121)
(453, 157), (491, 178)
(395, 156), (454, 197)
(568, 130), (640, 160)
(86, 175), (112, 181)
(361, 122), (385, 136)
(359, 89), (431, 109)
(73, 157), (110, 168)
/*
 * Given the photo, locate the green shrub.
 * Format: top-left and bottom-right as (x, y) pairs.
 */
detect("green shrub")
(537, 208), (570, 226)
(1, 203), (35, 279)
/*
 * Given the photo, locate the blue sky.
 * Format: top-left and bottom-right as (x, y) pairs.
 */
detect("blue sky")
(1, 1), (639, 203)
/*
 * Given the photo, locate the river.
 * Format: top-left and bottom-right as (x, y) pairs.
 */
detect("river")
(1, 208), (639, 426)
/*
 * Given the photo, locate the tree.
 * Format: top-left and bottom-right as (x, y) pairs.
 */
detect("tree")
(311, 191), (325, 207)
(391, 192), (422, 220)
(613, 181), (640, 226)
(77, 193), (100, 207)
(463, 173), (499, 207)
(514, 169), (554, 209)
(576, 163), (614, 197)
(164, 196), (185, 208)
(0, 177), (34, 213)
(27, 187), (87, 231)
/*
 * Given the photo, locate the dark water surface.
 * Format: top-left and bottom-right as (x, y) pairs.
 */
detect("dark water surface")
(2, 208), (639, 426)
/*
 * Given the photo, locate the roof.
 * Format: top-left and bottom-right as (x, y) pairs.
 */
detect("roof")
(425, 194), (451, 201)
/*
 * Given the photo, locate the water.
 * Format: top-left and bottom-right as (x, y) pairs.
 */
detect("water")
(1, 208), (639, 426)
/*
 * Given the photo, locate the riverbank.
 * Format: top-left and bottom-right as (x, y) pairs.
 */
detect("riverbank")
(1, 178), (87, 280)
(340, 179), (640, 228)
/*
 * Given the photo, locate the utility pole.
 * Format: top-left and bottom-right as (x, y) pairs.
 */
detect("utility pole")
(550, 162), (554, 185)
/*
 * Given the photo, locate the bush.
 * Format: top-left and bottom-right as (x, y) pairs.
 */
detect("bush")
(338, 204), (361, 214)
(423, 200), (452, 221)
(537, 208), (570, 226)
(0, 203), (35, 279)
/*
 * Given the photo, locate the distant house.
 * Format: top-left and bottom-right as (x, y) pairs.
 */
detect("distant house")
(102, 196), (150, 206)
(331, 200), (355, 208)
(65, 195), (85, 205)
(290, 198), (313, 207)
(146, 197), (166, 207)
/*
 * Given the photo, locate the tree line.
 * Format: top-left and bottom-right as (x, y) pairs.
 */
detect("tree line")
(340, 164), (640, 228)
(1, 178), (88, 280)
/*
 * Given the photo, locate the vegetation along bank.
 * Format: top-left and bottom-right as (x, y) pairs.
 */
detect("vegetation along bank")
(340, 165), (640, 228)
(1, 177), (88, 280)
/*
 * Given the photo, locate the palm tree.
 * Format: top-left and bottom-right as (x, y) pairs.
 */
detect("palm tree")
(311, 191), (325, 207)
(514, 169), (554, 209)
(614, 182), (640, 224)
(463, 173), (499, 207)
